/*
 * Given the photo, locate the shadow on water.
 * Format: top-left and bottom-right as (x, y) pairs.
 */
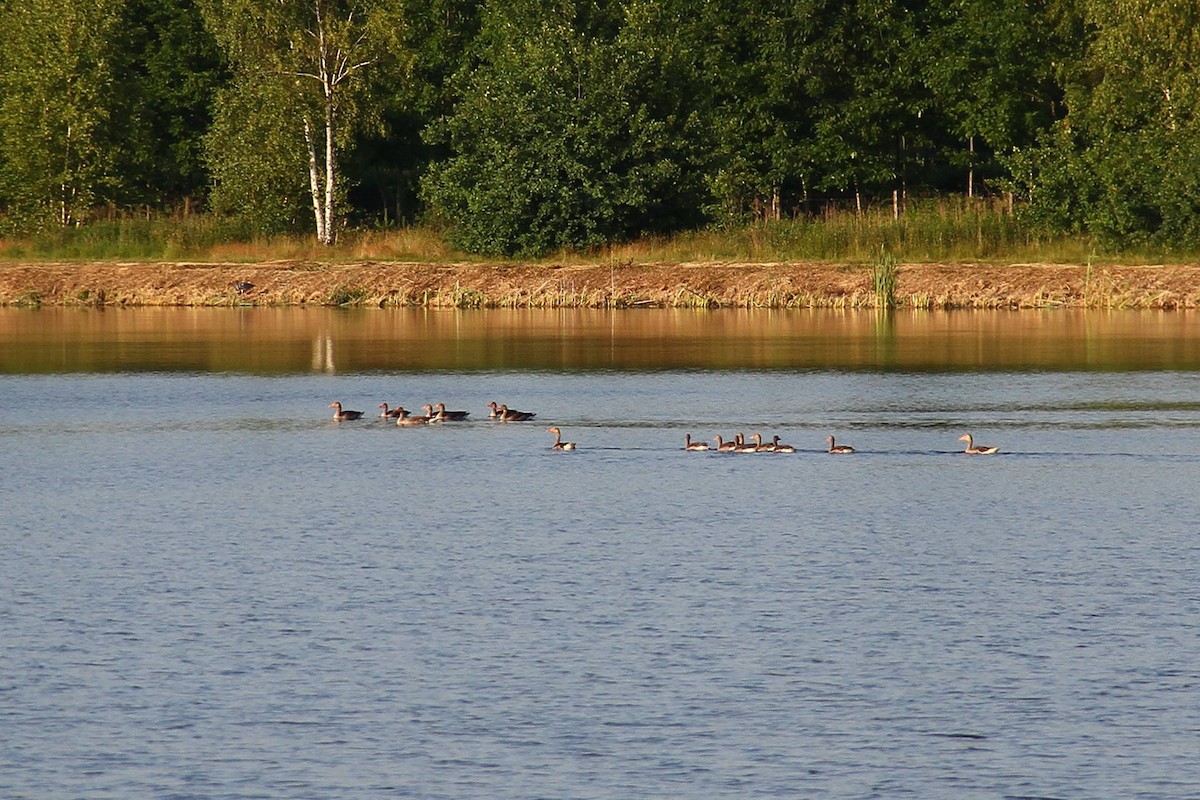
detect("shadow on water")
(4, 306), (1200, 374)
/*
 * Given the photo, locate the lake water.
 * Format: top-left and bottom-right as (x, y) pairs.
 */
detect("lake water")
(1, 308), (1198, 799)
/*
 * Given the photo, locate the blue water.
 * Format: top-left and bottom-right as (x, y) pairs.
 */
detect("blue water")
(2, 364), (1199, 799)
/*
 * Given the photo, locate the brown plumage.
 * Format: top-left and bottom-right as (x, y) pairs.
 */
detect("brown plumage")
(771, 435), (796, 454)
(547, 426), (576, 450)
(684, 433), (710, 451)
(827, 435), (855, 454)
(496, 403), (537, 421)
(959, 433), (999, 454)
(393, 407), (433, 426)
(330, 402), (363, 421)
(378, 403), (404, 419)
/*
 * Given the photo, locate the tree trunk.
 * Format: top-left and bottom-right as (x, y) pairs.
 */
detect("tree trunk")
(304, 117), (327, 245)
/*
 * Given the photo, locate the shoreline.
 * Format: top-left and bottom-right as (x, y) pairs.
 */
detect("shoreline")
(2, 260), (1199, 309)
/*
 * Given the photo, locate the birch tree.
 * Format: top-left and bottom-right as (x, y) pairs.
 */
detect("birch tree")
(0, 0), (123, 228)
(200, 0), (402, 243)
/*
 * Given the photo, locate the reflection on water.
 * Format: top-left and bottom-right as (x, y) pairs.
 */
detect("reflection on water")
(2, 306), (1199, 373)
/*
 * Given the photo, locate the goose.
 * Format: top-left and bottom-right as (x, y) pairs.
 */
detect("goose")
(684, 433), (710, 451)
(959, 433), (999, 454)
(393, 406), (433, 426)
(330, 402), (363, 421)
(734, 433), (758, 453)
(713, 435), (738, 452)
(751, 433), (775, 452)
(547, 426), (576, 450)
(432, 402), (470, 421)
(827, 435), (856, 454)
(771, 435), (796, 454)
(496, 403), (537, 421)
(378, 402), (404, 419)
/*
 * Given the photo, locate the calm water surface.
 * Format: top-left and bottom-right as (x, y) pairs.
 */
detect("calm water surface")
(1, 309), (1198, 799)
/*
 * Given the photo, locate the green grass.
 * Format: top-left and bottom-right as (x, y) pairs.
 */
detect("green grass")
(0, 200), (1179, 265)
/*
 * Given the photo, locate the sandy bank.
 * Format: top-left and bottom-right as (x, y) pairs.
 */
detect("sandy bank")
(1, 260), (1199, 309)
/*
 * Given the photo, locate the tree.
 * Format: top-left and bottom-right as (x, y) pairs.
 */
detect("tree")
(423, 0), (710, 256)
(200, 0), (404, 243)
(108, 0), (227, 211)
(1008, 0), (1200, 247)
(923, 0), (1080, 197)
(0, 0), (123, 228)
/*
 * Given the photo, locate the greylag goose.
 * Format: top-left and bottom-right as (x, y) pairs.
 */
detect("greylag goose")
(330, 402), (363, 421)
(771, 435), (796, 454)
(431, 402), (469, 421)
(959, 433), (999, 454)
(394, 407), (433, 426)
(378, 403), (404, 419)
(547, 426), (576, 450)
(827, 435), (855, 454)
(684, 433), (710, 451)
(496, 403), (536, 421)
(713, 435), (738, 452)
(734, 433), (758, 453)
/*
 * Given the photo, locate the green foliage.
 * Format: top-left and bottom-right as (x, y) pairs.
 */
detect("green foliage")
(422, 0), (710, 256)
(0, 0), (123, 228)
(1008, 0), (1200, 249)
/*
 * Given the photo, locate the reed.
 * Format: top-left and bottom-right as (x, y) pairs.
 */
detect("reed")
(869, 249), (900, 309)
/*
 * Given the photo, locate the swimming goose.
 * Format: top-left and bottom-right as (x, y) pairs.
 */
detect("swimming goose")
(771, 435), (796, 454)
(394, 407), (433, 426)
(752, 433), (775, 452)
(827, 435), (856, 454)
(713, 435), (738, 452)
(431, 402), (470, 421)
(547, 426), (576, 450)
(496, 403), (537, 421)
(378, 403), (404, 419)
(330, 402), (364, 421)
(959, 433), (999, 454)
(684, 433), (710, 451)
(734, 433), (758, 453)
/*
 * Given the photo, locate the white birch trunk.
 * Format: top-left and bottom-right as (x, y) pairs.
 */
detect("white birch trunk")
(304, 117), (327, 245)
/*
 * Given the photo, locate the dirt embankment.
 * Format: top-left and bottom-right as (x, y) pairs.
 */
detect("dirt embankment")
(1, 260), (1199, 309)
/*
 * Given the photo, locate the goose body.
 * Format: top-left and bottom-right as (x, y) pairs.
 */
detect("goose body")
(771, 435), (796, 454)
(751, 433), (775, 452)
(713, 435), (738, 452)
(394, 407), (432, 426)
(330, 402), (364, 421)
(827, 435), (855, 454)
(547, 426), (576, 450)
(959, 433), (999, 454)
(378, 403), (404, 419)
(734, 433), (758, 453)
(432, 402), (470, 421)
(684, 433), (710, 451)
(496, 403), (536, 421)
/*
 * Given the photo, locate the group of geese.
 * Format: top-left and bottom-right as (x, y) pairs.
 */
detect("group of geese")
(329, 401), (1000, 455)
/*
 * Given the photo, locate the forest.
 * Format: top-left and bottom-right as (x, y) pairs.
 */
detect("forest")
(0, 0), (1195, 257)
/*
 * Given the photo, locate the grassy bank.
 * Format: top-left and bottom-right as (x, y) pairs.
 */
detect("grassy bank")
(3, 202), (1198, 309)
(0, 199), (1123, 265)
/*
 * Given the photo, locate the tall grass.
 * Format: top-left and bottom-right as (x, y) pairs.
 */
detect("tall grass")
(0, 199), (1134, 264)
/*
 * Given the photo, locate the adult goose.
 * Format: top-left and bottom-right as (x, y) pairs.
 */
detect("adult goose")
(330, 402), (364, 421)
(959, 433), (999, 454)
(430, 402), (470, 421)
(547, 426), (576, 450)
(394, 407), (433, 426)
(495, 403), (537, 421)
(734, 433), (759, 453)
(770, 435), (796, 454)
(378, 403), (404, 419)
(712, 435), (738, 452)
(684, 433), (710, 451)
(827, 435), (856, 454)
